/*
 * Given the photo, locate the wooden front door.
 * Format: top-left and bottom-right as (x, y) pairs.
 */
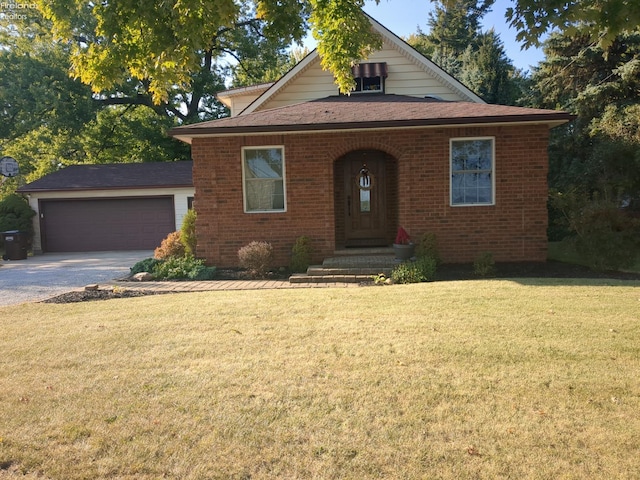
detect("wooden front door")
(344, 152), (387, 247)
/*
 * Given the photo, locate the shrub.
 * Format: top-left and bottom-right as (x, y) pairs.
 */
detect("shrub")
(130, 258), (162, 275)
(0, 194), (35, 248)
(391, 256), (437, 284)
(238, 241), (274, 278)
(415, 232), (440, 264)
(473, 252), (496, 277)
(154, 231), (185, 260)
(152, 256), (216, 280)
(181, 209), (197, 256)
(290, 236), (313, 273)
(416, 255), (438, 281)
(551, 190), (640, 271)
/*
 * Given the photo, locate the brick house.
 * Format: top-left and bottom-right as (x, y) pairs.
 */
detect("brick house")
(169, 14), (572, 268)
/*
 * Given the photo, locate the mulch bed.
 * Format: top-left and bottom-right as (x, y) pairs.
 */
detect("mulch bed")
(41, 289), (173, 304)
(42, 261), (640, 304)
(434, 260), (640, 282)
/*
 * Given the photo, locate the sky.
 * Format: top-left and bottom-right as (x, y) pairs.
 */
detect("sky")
(306, 0), (545, 73)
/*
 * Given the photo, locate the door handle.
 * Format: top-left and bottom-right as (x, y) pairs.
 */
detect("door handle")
(347, 195), (351, 216)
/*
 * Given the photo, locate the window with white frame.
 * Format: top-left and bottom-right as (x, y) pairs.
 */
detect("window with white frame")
(242, 146), (286, 213)
(450, 137), (495, 206)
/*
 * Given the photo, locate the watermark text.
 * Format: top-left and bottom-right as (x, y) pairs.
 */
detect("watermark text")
(0, 3), (37, 8)
(0, 2), (36, 20)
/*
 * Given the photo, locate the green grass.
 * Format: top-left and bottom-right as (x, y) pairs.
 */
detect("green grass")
(1, 280), (640, 479)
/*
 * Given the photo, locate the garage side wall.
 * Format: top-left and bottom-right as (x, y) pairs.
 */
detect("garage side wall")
(191, 125), (550, 267)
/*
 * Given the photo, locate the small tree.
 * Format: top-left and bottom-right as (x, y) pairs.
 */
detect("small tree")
(154, 231), (186, 260)
(181, 209), (197, 257)
(290, 236), (313, 273)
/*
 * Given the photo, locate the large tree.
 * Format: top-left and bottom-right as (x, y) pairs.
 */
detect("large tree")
(425, 0), (493, 59)
(407, 0), (523, 105)
(507, 0), (640, 48)
(8, 0), (637, 109)
(458, 29), (525, 105)
(33, 0), (381, 105)
(0, 2), (301, 197)
(528, 29), (640, 200)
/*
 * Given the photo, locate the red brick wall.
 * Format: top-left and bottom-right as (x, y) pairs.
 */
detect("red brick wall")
(191, 125), (549, 267)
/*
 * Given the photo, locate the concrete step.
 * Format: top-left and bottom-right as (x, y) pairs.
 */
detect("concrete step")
(289, 273), (374, 284)
(306, 265), (393, 276)
(289, 254), (402, 284)
(322, 254), (400, 269)
(333, 247), (394, 256)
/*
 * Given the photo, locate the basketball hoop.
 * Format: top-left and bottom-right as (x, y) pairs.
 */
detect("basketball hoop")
(1, 156), (20, 179)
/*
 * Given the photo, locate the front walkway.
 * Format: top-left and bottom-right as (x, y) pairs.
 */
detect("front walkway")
(110, 278), (360, 293)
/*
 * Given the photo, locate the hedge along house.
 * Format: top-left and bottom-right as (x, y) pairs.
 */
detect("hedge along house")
(169, 14), (572, 268)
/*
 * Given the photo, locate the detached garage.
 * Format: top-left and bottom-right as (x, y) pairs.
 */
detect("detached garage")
(18, 162), (194, 253)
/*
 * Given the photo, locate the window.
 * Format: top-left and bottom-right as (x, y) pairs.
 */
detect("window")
(450, 138), (494, 206)
(351, 62), (387, 94)
(242, 147), (286, 213)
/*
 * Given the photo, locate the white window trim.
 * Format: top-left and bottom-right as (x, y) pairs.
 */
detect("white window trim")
(449, 137), (496, 207)
(242, 146), (287, 214)
(352, 76), (385, 94)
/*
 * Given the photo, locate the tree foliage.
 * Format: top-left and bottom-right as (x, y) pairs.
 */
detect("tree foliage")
(425, 0), (493, 58)
(0, 1), (299, 198)
(408, 0), (524, 105)
(507, 0), (640, 49)
(34, 0), (381, 101)
(528, 29), (640, 200)
(0, 194), (36, 238)
(458, 29), (526, 104)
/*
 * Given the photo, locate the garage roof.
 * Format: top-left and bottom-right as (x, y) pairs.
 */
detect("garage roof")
(18, 161), (193, 193)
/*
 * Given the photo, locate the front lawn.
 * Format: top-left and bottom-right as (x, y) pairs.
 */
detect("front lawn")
(1, 279), (639, 479)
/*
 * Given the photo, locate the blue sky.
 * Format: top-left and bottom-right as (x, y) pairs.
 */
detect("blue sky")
(360, 0), (546, 73)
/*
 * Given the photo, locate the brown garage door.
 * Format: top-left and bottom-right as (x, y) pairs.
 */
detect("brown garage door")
(40, 197), (175, 252)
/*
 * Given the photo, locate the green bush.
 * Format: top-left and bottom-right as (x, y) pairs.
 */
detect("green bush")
(551, 190), (640, 271)
(473, 252), (496, 277)
(152, 256), (216, 280)
(290, 236), (313, 273)
(181, 209), (197, 256)
(0, 194), (35, 247)
(391, 256), (438, 284)
(130, 257), (161, 275)
(415, 232), (441, 264)
(238, 241), (274, 278)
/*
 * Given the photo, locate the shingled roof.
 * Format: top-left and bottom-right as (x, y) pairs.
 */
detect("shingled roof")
(169, 94), (573, 143)
(18, 161), (193, 193)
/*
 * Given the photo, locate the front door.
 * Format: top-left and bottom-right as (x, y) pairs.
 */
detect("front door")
(344, 152), (387, 247)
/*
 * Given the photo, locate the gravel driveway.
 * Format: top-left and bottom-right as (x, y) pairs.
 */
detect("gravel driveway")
(0, 251), (152, 306)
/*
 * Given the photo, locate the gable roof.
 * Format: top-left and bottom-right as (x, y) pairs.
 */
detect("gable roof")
(169, 95), (573, 141)
(18, 161), (193, 193)
(238, 13), (485, 116)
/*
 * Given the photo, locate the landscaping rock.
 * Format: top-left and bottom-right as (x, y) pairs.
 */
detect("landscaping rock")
(132, 272), (155, 282)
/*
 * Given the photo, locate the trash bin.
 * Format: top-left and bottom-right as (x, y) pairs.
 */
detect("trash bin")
(2, 230), (28, 260)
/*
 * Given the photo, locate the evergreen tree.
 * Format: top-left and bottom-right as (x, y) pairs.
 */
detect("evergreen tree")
(408, 0), (523, 105)
(426, 0), (493, 59)
(528, 29), (640, 202)
(458, 30), (523, 105)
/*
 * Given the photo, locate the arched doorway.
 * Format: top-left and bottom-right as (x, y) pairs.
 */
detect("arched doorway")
(334, 149), (398, 248)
